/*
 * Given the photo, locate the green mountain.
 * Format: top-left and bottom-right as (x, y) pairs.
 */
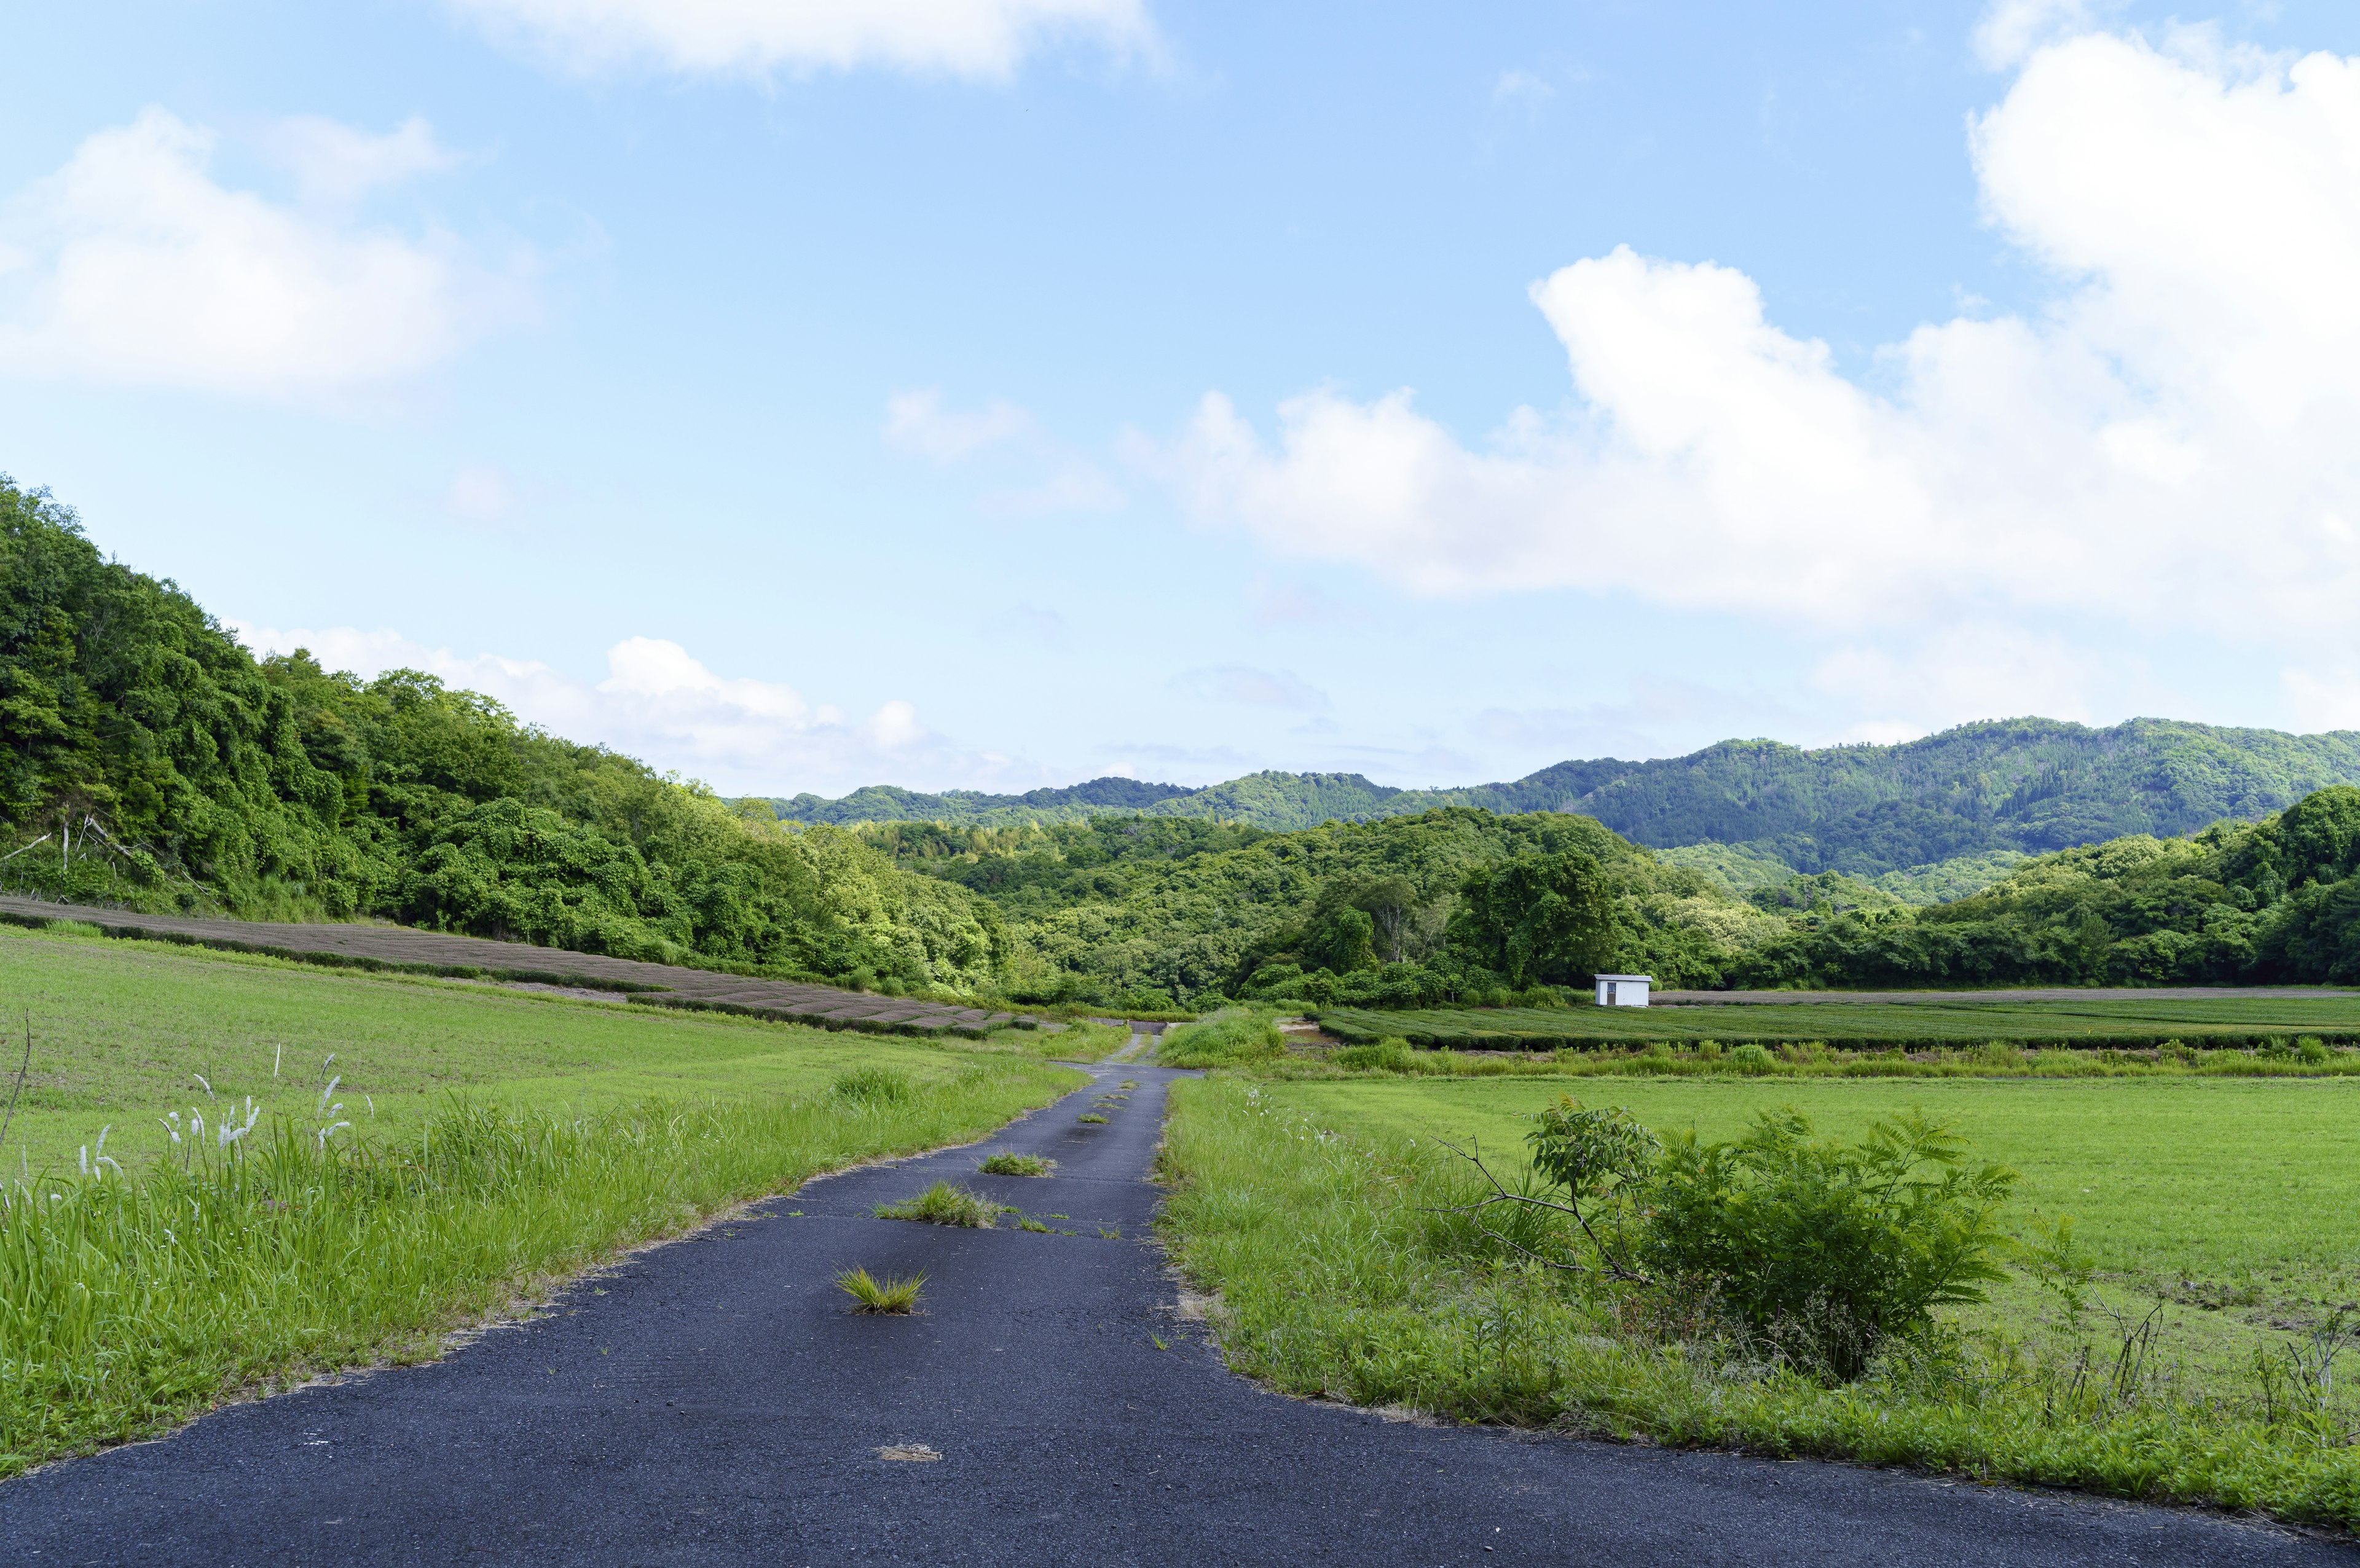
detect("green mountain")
(769, 776), (1192, 827)
(781, 719), (2360, 885)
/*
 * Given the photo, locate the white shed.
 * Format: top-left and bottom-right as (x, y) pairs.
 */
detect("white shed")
(1594, 973), (1653, 1008)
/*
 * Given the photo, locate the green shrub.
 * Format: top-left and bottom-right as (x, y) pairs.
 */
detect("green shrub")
(1159, 1009), (1286, 1068)
(835, 1065), (917, 1105)
(2298, 1036), (2332, 1064)
(1639, 1110), (2015, 1380)
(1729, 1043), (1778, 1075)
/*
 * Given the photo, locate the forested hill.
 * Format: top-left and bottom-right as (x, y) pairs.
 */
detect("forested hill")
(779, 721), (2360, 879)
(0, 480), (1005, 992)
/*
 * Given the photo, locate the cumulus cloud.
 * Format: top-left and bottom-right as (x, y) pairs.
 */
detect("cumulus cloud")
(1158, 22), (2360, 727)
(445, 0), (1155, 80)
(0, 108), (529, 396)
(231, 623), (1006, 794)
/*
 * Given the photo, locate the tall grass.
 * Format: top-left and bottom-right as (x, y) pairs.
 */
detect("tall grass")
(1159, 1009), (1285, 1068)
(0, 1058), (1076, 1473)
(1156, 1077), (2360, 1529)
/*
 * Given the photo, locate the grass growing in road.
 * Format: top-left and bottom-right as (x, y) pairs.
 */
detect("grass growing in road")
(875, 1180), (1002, 1228)
(978, 1151), (1055, 1176)
(836, 1266), (926, 1314)
(1157, 1074), (2360, 1529)
(1077, 1113), (1108, 1124)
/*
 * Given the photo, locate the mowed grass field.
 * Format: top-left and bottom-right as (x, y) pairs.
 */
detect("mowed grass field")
(1269, 1076), (2360, 1291)
(0, 923), (1033, 1173)
(1318, 993), (2360, 1048)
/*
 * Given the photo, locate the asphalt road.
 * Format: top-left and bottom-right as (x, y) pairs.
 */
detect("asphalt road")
(2, 1059), (2346, 1566)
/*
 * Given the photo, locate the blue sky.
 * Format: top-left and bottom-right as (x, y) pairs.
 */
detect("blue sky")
(6, 1), (2360, 797)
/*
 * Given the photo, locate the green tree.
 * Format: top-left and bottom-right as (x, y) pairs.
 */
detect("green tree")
(1450, 849), (1620, 986)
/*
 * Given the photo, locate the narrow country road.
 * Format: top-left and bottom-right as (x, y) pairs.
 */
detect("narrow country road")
(1, 1056), (2346, 1566)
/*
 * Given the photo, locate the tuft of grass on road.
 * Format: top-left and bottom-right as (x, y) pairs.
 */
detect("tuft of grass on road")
(874, 1180), (1002, 1228)
(1156, 1075), (2360, 1531)
(978, 1151), (1054, 1177)
(836, 1266), (926, 1314)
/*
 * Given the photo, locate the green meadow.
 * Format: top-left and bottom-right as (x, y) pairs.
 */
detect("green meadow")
(0, 922), (1064, 1175)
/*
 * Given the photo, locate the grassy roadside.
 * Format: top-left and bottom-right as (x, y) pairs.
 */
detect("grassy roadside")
(1155, 1075), (2360, 1529)
(0, 926), (1085, 1473)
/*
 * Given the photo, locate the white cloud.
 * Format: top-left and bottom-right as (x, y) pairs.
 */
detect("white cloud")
(0, 108), (529, 396)
(1178, 664), (1329, 711)
(231, 622), (1007, 794)
(446, 0), (1154, 80)
(259, 115), (460, 205)
(1158, 23), (2360, 717)
(887, 388), (1127, 513)
(885, 388), (1034, 460)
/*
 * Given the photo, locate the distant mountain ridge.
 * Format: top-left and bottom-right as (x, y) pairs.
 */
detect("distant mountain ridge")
(768, 718), (2360, 879)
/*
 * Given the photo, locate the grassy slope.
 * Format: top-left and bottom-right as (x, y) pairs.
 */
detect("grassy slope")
(0, 924), (1028, 1173)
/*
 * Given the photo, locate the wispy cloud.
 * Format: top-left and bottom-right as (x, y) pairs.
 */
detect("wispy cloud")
(445, 0), (1157, 80)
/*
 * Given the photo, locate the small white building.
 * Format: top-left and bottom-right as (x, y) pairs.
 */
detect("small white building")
(1594, 973), (1653, 1008)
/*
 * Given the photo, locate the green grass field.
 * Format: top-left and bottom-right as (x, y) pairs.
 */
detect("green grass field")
(1158, 1072), (2360, 1526)
(1316, 994), (2360, 1049)
(1262, 1075), (2360, 1300)
(0, 922), (1061, 1174)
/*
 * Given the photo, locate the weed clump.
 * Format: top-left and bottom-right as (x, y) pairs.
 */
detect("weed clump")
(836, 1266), (925, 1314)
(1077, 1113), (1109, 1124)
(874, 1180), (1000, 1228)
(835, 1065), (917, 1105)
(1334, 1037), (1426, 1074)
(978, 1151), (1055, 1177)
